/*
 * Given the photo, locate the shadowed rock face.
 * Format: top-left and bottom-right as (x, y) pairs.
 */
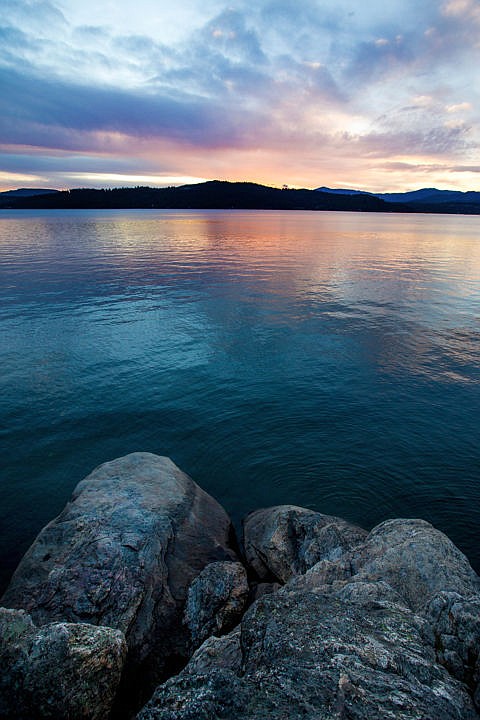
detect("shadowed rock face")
(184, 561), (249, 650)
(426, 592), (480, 699)
(1, 453), (239, 700)
(0, 607), (126, 720)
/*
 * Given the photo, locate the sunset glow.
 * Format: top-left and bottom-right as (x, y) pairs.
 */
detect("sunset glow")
(1, 0), (479, 192)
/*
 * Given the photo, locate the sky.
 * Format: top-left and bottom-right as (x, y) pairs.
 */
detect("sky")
(1, 0), (479, 192)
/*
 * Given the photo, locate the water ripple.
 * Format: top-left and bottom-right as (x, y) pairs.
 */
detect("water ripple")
(0, 209), (479, 589)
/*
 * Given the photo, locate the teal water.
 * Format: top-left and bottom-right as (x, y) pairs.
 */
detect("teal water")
(1, 209), (479, 588)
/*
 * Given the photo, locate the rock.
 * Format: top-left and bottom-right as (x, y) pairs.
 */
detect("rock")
(1, 453), (238, 701)
(137, 580), (479, 719)
(426, 591), (480, 709)
(184, 561), (248, 649)
(137, 670), (247, 720)
(248, 581), (282, 604)
(0, 607), (126, 720)
(243, 505), (367, 582)
(349, 519), (480, 612)
(138, 515), (480, 719)
(184, 627), (243, 676)
(286, 556), (354, 593)
(4, 458), (480, 719)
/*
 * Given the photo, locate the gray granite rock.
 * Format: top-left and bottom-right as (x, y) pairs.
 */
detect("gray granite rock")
(0, 607), (126, 720)
(349, 519), (480, 612)
(243, 505), (367, 582)
(184, 561), (248, 649)
(426, 591), (480, 709)
(1, 453), (238, 694)
(138, 514), (480, 720)
(137, 579), (478, 719)
(184, 627), (243, 676)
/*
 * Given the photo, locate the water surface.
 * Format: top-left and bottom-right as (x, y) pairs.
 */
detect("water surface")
(1, 209), (479, 588)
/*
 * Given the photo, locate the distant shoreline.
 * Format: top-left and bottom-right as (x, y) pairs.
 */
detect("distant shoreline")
(2, 180), (480, 214)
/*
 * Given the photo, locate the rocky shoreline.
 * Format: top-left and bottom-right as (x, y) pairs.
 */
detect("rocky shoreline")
(2, 452), (480, 719)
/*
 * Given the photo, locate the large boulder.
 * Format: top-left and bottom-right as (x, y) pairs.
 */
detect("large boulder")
(0, 607), (126, 720)
(291, 517), (480, 707)
(138, 515), (480, 719)
(349, 519), (480, 612)
(243, 505), (367, 582)
(1, 453), (238, 699)
(138, 580), (479, 719)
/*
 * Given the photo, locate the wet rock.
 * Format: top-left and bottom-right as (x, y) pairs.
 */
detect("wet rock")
(0, 607), (126, 720)
(243, 505), (367, 582)
(1, 453), (238, 696)
(184, 561), (248, 649)
(137, 580), (478, 719)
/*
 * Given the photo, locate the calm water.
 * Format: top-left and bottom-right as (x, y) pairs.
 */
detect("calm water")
(1, 209), (479, 589)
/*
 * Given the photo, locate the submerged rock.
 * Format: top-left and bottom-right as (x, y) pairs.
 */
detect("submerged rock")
(243, 504), (367, 582)
(0, 607), (126, 720)
(184, 561), (249, 649)
(1, 453), (239, 701)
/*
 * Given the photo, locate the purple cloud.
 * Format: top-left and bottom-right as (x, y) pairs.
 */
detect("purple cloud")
(0, 0), (479, 190)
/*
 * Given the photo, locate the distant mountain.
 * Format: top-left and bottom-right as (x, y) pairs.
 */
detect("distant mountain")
(379, 189), (480, 204)
(316, 187), (373, 197)
(2, 181), (399, 213)
(317, 186), (480, 209)
(1, 188), (60, 197)
(0, 188), (60, 207)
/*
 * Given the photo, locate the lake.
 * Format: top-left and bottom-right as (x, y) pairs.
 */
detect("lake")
(0, 208), (479, 589)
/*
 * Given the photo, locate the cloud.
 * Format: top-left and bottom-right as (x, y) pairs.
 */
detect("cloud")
(0, 63), (270, 150)
(442, 0), (480, 22)
(360, 122), (472, 158)
(201, 9), (267, 65)
(1, 0), (479, 191)
(446, 102), (472, 113)
(2, 0), (66, 31)
(450, 165), (480, 173)
(0, 150), (157, 175)
(345, 33), (414, 84)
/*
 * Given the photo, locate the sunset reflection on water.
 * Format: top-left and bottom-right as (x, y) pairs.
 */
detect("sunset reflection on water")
(0, 209), (479, 589)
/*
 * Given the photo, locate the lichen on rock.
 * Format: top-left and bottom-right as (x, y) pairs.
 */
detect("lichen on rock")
(0, 607), (126, 720)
